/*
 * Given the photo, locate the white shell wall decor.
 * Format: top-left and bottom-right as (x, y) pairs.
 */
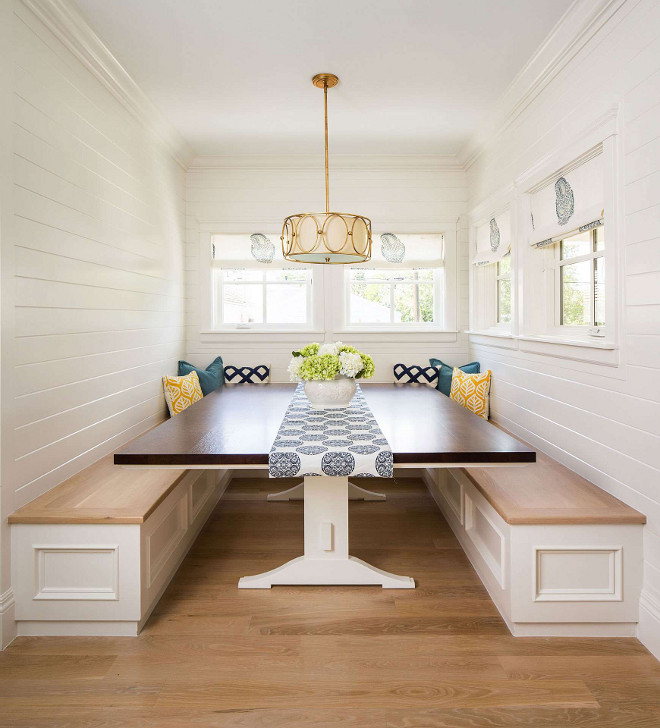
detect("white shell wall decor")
(555, 177), (575, 226)
(380, 233), (405, 263)
(250, 233), (275, 263)
(489, 218), (501, 252)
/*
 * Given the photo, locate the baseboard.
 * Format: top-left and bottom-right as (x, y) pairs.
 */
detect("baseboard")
(18, 621), (139, 637)
(512, 622), (638, 637)
(0, 588), (17, 649)
(639, 590), (660, 661)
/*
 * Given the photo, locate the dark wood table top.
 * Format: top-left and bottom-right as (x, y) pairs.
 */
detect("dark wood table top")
(115, 383), (535, 467)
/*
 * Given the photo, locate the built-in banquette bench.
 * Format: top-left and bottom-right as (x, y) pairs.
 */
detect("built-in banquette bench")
(9, 456), (229, 636)
(423, 443), (646, 637)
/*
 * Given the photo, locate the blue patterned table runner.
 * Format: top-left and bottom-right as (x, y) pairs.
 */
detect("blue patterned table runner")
(269, 384), (394, 478)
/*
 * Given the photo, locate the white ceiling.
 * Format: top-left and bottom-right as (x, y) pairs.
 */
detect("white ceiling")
(71, 0), (573, 157)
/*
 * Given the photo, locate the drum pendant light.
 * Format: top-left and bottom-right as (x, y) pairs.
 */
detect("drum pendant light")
(281, 74), (372, 264)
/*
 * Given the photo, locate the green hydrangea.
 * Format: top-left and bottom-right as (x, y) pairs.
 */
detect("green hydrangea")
(293, 343), (320, 357)
(356, 354), (375, 379)
(288, 341), (375, 382)
(298, 354), (341, 381)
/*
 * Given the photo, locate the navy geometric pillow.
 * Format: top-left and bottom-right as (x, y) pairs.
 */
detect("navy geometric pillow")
(393, 363), (440, 387)
(223, 364), (270, 384)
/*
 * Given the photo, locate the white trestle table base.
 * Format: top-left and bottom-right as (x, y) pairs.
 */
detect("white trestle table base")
(266, 480), (386, 502)
(239, 476), (414, 589)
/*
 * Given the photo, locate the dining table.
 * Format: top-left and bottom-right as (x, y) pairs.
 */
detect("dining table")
(115, 383), (535, 589)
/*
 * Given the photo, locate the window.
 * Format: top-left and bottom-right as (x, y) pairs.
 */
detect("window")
(348, 268), (436, 325)
(470, 210), (512, 333)
(558, 226), (604, 328)
(343, 234), (444, 329)
(496, 254), (511, 324)
(211, 234), (314, 329)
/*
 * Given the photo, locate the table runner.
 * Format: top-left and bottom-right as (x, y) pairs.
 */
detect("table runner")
(269, 384), (393, 478)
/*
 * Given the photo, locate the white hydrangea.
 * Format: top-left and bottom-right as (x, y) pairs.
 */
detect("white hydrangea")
(287, 355), (304, 382)
(318, 341), (341, 357)
(338, 351), (363, 378)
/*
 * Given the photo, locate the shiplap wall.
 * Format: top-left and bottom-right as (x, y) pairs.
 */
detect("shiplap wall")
(1, 0), (186, 624)
(185, 157), (469, 381)
(466, 0), (660, 656)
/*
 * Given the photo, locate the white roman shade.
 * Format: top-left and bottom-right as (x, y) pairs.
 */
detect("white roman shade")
(211, 234), (303, 269)
(351, 233), (444, 270)
(529, 147), (605, 248)
(472, 210), (511, 266)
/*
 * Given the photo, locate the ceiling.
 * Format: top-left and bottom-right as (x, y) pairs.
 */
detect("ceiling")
(71, 0), (573, 157)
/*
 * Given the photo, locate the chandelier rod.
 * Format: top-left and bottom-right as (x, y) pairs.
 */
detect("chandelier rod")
(324, 80), (329, 214)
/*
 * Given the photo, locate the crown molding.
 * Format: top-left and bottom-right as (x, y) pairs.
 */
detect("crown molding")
(20, 0), (194, 169)
(189, 154), (466, 172)
(458, 0), (632, 171)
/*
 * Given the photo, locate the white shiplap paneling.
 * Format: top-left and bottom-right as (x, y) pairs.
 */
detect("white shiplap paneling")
(5, 4), (186, 520)
(466, 0), (660, 657)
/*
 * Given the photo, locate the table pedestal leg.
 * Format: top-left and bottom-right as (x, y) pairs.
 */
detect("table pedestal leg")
(266, 480), (386, 502)
(238, 476), (414, 589)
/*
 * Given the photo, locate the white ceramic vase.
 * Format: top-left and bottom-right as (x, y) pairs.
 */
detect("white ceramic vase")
(304, 376), (357, 410)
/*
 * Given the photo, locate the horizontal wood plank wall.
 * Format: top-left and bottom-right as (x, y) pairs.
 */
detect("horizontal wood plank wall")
(7, 5), (186, 512)
(465, 0), (660, 658)
(184, 157), (470, 381)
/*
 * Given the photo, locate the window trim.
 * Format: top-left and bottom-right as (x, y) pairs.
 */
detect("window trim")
(553, 226), (605, 332)
(514, 107), (620, 353)
(206, 232), (324, 333)
(343, 266), (443, 330)
(212, 266), (314, 331)
(496, 254), (512, 325)
(330, 228), (457, 334)
(200, 225), (457, 338)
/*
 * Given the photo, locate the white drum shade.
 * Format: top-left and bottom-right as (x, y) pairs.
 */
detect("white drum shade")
(282, 212), (372, 264)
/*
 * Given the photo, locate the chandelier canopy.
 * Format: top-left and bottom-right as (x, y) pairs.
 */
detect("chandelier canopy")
(281, 74), (372, 265)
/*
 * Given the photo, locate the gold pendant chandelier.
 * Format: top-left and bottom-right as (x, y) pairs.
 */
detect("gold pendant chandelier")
(281, 74), (372, 264)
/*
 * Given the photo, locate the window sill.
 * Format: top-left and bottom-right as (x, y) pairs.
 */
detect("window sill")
(337, 327), (458, 334)
(517, 334), (617, 350)
(465, 329), (515, 340)
(201, 328), (325, 335)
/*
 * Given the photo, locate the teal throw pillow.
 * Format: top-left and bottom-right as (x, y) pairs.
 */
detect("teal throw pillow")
(178, 356), (224, 396)
(429, 358), (480, 397)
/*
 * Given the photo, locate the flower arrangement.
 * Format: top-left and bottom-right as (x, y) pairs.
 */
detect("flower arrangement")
(288, 342), (375, 382)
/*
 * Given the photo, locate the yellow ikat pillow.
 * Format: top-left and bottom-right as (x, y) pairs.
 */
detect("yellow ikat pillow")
(163, 370), (203, 416)
(449, 367), (491, 420)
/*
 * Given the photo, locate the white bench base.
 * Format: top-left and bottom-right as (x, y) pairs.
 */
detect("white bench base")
(11, 469), (230, 638)
(424, 468), (643, 638)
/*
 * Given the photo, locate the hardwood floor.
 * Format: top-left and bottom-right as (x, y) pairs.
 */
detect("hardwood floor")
(1, 476), (659, 727)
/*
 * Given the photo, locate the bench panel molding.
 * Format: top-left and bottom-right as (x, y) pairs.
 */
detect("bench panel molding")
(33, 544), (120, 601)
(533, 546), (623, 603)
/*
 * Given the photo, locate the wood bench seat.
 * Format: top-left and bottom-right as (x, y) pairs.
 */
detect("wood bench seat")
(9, 455), (188, 525)
(10, 451), (229, 638)
(462, 449), (646, 526)
(423, 429), (646, 638)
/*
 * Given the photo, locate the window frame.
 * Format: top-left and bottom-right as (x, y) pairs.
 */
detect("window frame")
(496, 253), (512, 325)
(514, 111), (620, 360)
(554, 226), (605, 332)
(208, 233), (323, 333)
(343, 265), (444, 331)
